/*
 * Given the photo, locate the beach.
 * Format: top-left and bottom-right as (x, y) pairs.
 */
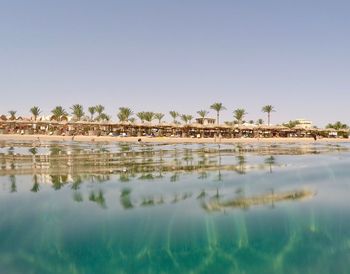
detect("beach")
(0, 134), (349, 144)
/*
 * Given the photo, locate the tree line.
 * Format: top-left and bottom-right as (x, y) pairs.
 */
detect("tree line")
(5, 103), (277, 126)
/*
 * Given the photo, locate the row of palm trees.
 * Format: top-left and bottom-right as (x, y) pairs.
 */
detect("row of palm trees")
(7, 103), (276, 125)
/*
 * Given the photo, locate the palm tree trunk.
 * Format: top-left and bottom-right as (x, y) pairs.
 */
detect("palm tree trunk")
(268, 113), (270, 126)
(217, 112), (219, 125)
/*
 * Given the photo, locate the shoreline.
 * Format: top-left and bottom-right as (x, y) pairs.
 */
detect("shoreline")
(0, 134), (349, 144)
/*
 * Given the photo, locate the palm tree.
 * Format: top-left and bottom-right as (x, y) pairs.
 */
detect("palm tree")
(326, 121), (349, 130)
(181, 114), (193, 124)
(262, 105), (275, 126)
(71, 104), (85, 121)
(256, 119), (264, 125)
(8, 110), (16, 120)
(210, 102), (226, 124)
(88, 106), (96, 121)
(143, 112), (155, 123)
(51, 106), (68, 121)
(233, 108), (247, 125)
(30, 106), (41, 121)
(95, 104), (105, 121)
(95, 105), (105, 116)
(197, 110), (209, 119)
(283, 120), (300, 129)
(98, 113), (110, 122)
(154, 113), (165, 124)
(187, 115), (193, 124)
(137, 112), (146, 123)
(169, 111), (179, 123)
(118, 107), (134, 122)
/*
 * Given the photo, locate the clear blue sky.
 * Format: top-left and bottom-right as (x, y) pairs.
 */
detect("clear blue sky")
(1, 0), (349, 126)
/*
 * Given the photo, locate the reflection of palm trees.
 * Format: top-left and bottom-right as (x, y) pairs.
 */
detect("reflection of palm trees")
(51, 175), (63, 190)
(170, 173), (180, 182)
(141, 197), (155, 206)
(119, 173), (130, 182)
(197, 190), (206, 199)
(71, 176), (83, 190)
(216, 145), (223, 181)
(31, 174), (40, 192)
(236, 155), (246, 174)
(8, 147), (14, 156)
(265, 156), (276, 173)
(50, 146), (62, 156)
(139, 173), (155, 180)
(9, 175), (16, 193)
(89, 190), (106, 208)
(73, 192), (83, 202)
(198, 171), (208, 180)
(29, 147), (38, 168)
(120, 188), (134, 209)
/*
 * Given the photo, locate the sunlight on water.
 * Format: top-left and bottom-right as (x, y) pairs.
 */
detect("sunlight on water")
(1, 141), (350, 273)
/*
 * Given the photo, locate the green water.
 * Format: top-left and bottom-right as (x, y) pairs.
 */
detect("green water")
(1, 141), (350, 273)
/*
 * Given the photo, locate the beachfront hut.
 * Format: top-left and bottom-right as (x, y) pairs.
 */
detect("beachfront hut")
(321, 128), (338, 138)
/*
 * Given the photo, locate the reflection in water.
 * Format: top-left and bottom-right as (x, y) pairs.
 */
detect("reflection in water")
(265, 156), (276, 173)
(9, 175), (16, 193)
(1, 141), (350, 273)
(202, 189), (316, 212)
(31, 174), (40, 192)
(120, 188), (133, 209)
(89, 190), (106, 208)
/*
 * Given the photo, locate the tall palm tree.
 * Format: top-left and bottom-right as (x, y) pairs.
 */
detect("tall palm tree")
(88, 106), (96, 121)
(30, 106), (41, 121)
(51, 106), (68, 121)
(197, 110), (209, 119)
(95, 105), (105, 115)
(8, 110), (16, 120)
(262, 105), (275, 126)
(187, 115), (193, 124)
(118, 107), (134, 122)
(143, 112), (155, 123)
(181, 114), (188, 124)
(154, 113), (165, 124)
(137, 112), (146, 123)
(169, 111), (179, 123)
(233, 108), (247, 125)
(181, 114), (193, 124)
(71, 104), (85, 121)
(210, 102), (226, 125)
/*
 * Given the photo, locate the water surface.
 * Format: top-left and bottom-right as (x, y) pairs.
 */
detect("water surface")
(1, 141), (350, 273)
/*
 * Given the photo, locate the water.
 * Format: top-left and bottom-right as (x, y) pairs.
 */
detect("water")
(1, 140), (350, 273)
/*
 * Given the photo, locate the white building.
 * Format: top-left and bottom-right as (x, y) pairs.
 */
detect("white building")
(296, 119), (313, 129)
(196, 117), (216, 125)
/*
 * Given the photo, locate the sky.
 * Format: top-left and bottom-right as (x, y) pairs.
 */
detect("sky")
(0, 0), (349, 126)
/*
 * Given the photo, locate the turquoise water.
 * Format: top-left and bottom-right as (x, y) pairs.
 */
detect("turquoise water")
(1, 141), (350, 273)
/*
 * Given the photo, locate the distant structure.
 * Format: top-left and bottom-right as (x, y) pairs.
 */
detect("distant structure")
(196, 117), (216, 125)
(295, 119), (313, 129)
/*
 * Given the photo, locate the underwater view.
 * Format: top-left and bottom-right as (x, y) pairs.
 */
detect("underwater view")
(1, 140), (350, 274)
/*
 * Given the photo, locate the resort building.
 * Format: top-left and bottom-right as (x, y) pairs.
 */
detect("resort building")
(295, 119), (313, 129)
(196, 117), (216, 125)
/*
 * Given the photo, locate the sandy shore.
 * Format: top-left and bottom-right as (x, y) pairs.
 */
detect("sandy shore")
(0, 134), (349, 144)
